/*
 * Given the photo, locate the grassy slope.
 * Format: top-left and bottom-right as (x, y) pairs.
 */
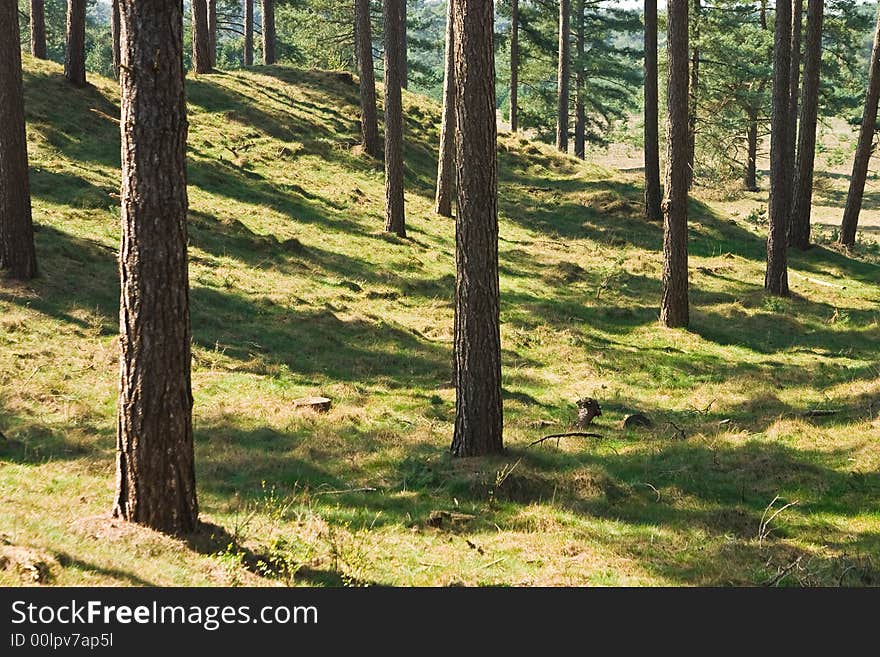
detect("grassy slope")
(1, 57), (879, 587)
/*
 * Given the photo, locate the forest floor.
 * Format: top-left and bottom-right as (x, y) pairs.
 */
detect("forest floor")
(1, 58), (879, 587)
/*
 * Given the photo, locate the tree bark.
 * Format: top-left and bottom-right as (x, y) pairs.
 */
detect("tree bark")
(435, 0), (455, 216)
(111, 0), (120, 78)
(787, 0), (803, 196)
(400, 0), (408, 89)
(243, 0), (253, 66)
(30, 0), (47, 59)
(745, 106), (759, 191)
(687, 0), (700, 189)
(840, 4), (880, 248)
(114, 0), (197, 535)
(556, 0), (570, 153)
(510, 0), (519, 132)
(450, 0), (503, 458)
(65, 0), (86, 86)
(355, 0), (380, 159)
(384, 0), (406, 237)
(574, 0), (585, 159)
(766, 0), (792, 295)
(192, 0), (212, 73)
(207, 0), (217, 68)
(661, 0), (689, 328)
(790, 0), (823, 250)
(644, 0), (662, 222)
(262, 0), (276, 65)
(0, 0), (38, 281)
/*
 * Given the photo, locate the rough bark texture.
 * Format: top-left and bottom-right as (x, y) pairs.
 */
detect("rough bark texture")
(400, 0), (408, 89)
(644, 0), (662, 222)
(243, 0), (253, 66)
(687, 0), (700, 189)
(384, 0), (406, 237)
(745, 107), (759, 191)
(787, 0), (803, 195)
(450, 0), (503, 458)
(0, 0), (38, 281)
(765, 0), (792, 295)
(840, 4), (880, 248)
(114, 0), (198, 535)
(574, 0), (585, 159)
(661, 0), (689, 328)
(789, 0), (823, 250)
(510, 0), (518, 132)
(434, 0), (455, 217)
(64, 0), (86, 86)
(207, 0), (217, 68)
(111, 0), (120, 78)
(30, 0), (47, 59)
(192, 0), (212, 73)
(556, 0), (570, 153)
(355, 0), (380, 159)
(262, 0), (276, 65)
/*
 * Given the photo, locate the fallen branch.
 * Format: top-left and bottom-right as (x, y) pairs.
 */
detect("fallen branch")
(802, 409), (838, 418)
(314, 487), (377, 496)
(790, 271), (847, 289)
(763, 556), (803, 587)
(528, 432), (602, 448)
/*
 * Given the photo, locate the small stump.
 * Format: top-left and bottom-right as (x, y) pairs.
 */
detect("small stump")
(294, 396), (332, 413)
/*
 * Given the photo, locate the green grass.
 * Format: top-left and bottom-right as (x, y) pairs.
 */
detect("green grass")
(1, 56), (879, 587)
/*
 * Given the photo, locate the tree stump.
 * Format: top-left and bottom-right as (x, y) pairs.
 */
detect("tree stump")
(294, 396), (332, 413)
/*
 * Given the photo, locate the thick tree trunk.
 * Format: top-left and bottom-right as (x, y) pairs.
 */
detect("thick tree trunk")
(114, 0), (197, 535)
(510, 0), (518, 132)
(207, 0), (217, 68)
(400, 0), (408, 89)
(355, 0), (380, 159)
(111, 0), (120, 78)
(384, 0), (406, 237)
(790, 0), (824, 250)
(0, 0), (38, 281)
(574, 0), (585, 159)
(788, 0), (803, 194)
(644, 0), (662, 222)
(243, 0), (253, 66)
(192, 0), (212, 73)
(65, 0), (87, 86)
(687, 0), (700, 189)
(30, 0), (47, 59)
(556, 0), (570, 153)
(745, 107), (759, 191)
(435, 0), (455, 217)
(766, 0), (792, 295)
(450, 0), (503, 458)
(661, 0), (689, 329)
(262, 0), (276, 65)
(840, 4), (880, 248)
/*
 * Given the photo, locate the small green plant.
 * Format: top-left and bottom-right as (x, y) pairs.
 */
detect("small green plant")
(747, 206), (767, 226)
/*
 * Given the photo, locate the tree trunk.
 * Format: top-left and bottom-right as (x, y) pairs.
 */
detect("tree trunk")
(745, 106), (759, 191)
(0, 0), (38, 281)
(766, 0), (792, 295)
(192, 0), (212, 73)
(790, 0), (823, 250)
(661, 0), (689, 329)
(788, 0), (803, 195)
(450, 0), (503, 458)
(114, 0), (197, 535)
(510, 0), (518, 132)
(262, 0), (276, 65)
(687, 0), (700, 189)
(111, 0), (120, 78)
(574, 0), (585, 159)
(644, 0), (662, 222)
(556, 0), (570, 153)
(840, 4), (880, 248)
(243, 0), (253, 66)
(30, 0), (47, 59)
(384, 0), (406, 237)
(435, 0), (455, 217)
(64, 0), (87, 86)
(207, 0), (217, 68)
(400, 0), (408, 89)
(355, 0), (380, 159)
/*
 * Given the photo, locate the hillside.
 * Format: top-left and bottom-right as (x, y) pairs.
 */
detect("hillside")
(1, 57), (879, 586)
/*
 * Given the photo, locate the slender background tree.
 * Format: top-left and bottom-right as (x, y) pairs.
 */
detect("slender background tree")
(435, 0), (456, 217)
(556, 0), (571, 153)
(355, 0), (380, 159)
(30, 0), (47, 59)
(384, 0), (406, 237)
(192, 0), (212, 73)
(644, 0), (662, 222)
(64, 0), (87, 86)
